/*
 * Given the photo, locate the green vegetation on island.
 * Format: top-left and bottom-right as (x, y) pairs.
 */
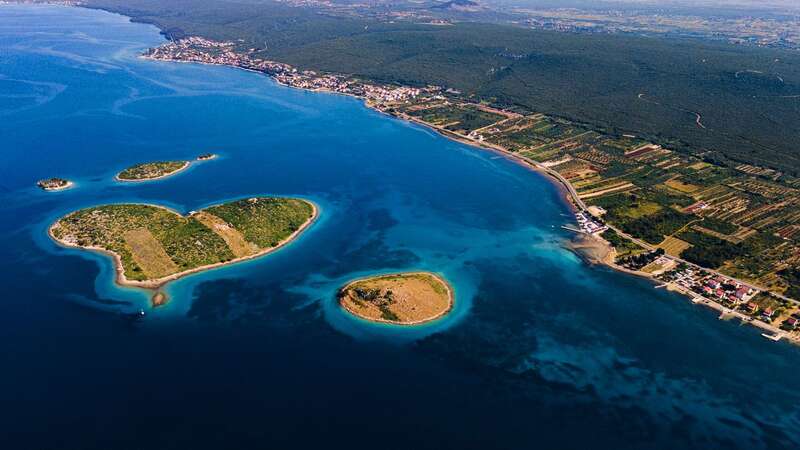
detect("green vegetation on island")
(117, 160), (189, 181)
(49, 197), (315, 287)
(338, 272), (453, 325)
(204, 197), (315, 248)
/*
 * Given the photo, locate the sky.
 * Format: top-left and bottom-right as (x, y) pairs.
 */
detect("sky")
(486, 0), (800, 13)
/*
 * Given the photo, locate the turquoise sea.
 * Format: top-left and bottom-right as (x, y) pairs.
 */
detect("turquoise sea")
(2, 4), (800, 449)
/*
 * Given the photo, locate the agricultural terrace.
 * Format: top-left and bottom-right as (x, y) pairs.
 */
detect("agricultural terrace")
(385, 92), (800, 298)
(403, 102), (509, 135)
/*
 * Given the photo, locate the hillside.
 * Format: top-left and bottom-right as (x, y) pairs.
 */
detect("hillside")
(84, 0), (800, 174)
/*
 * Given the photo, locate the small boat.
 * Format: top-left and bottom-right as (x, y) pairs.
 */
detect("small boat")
(122, 309), (146, 322)
(761, 333), (782, 342)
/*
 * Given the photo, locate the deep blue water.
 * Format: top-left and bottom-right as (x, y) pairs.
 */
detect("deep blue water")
(2, 5), (800, 449)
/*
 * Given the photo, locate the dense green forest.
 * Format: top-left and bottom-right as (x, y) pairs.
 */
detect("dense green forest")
(780, 268), (800, 299)
(85, 0), (800, 174)
(678, 231), (747, 268)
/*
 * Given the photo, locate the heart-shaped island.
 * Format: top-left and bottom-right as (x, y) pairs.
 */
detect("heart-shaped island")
(49, 197), (316, 289)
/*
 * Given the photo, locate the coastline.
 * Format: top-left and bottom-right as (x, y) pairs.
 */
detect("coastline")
(140, 44), (582, 212)
(138, 52), (743, 308)
(566, 231), (798, 343)
(371, 97), (800, 344)
(133, 48), (800, 344)
(37, 6), (797, 343)
(115, 161), (191, 183)
(338, 271), (455, 326)
(48, 200), (318, 290)
(384, 110), (582, 212)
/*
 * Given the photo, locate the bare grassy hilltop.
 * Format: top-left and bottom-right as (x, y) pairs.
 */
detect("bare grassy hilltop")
(339, 272), (453, 325)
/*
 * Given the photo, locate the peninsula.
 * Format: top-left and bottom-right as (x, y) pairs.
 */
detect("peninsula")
(338, 272), (453, 325)
(37, 177), (73, 191)
(49, 197), (316, 289)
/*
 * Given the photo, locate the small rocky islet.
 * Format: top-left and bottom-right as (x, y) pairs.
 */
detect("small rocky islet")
(338, 272), (454, 325)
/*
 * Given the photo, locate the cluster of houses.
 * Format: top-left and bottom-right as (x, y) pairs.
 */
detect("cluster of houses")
(145, 37), (424, 104)
(467, 130), (486, 141)
(575, 211), (608, 234)
(783, 315), (800, 330)
(683, 201), (710, 214)
(658, 257), (800, 332)
(660, 266), (767, 313)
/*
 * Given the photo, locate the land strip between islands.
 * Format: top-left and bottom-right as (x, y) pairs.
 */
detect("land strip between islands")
(139, 36), (800, 342)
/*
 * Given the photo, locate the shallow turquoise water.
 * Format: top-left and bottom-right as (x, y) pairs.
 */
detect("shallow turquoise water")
(2, 5), (800, 449)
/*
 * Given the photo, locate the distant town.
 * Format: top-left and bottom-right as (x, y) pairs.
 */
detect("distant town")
(515, 8), (800, 50)
(144, 37), (424, 104)
(229, 0), (800, 50)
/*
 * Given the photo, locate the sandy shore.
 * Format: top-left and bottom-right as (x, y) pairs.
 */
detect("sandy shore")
(115, 161), (191, 183)
(338, 271), (455, 326)
(49, 200), (318, 290)
(386, 111), (582, 211)
(565, 233), (615, 265)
